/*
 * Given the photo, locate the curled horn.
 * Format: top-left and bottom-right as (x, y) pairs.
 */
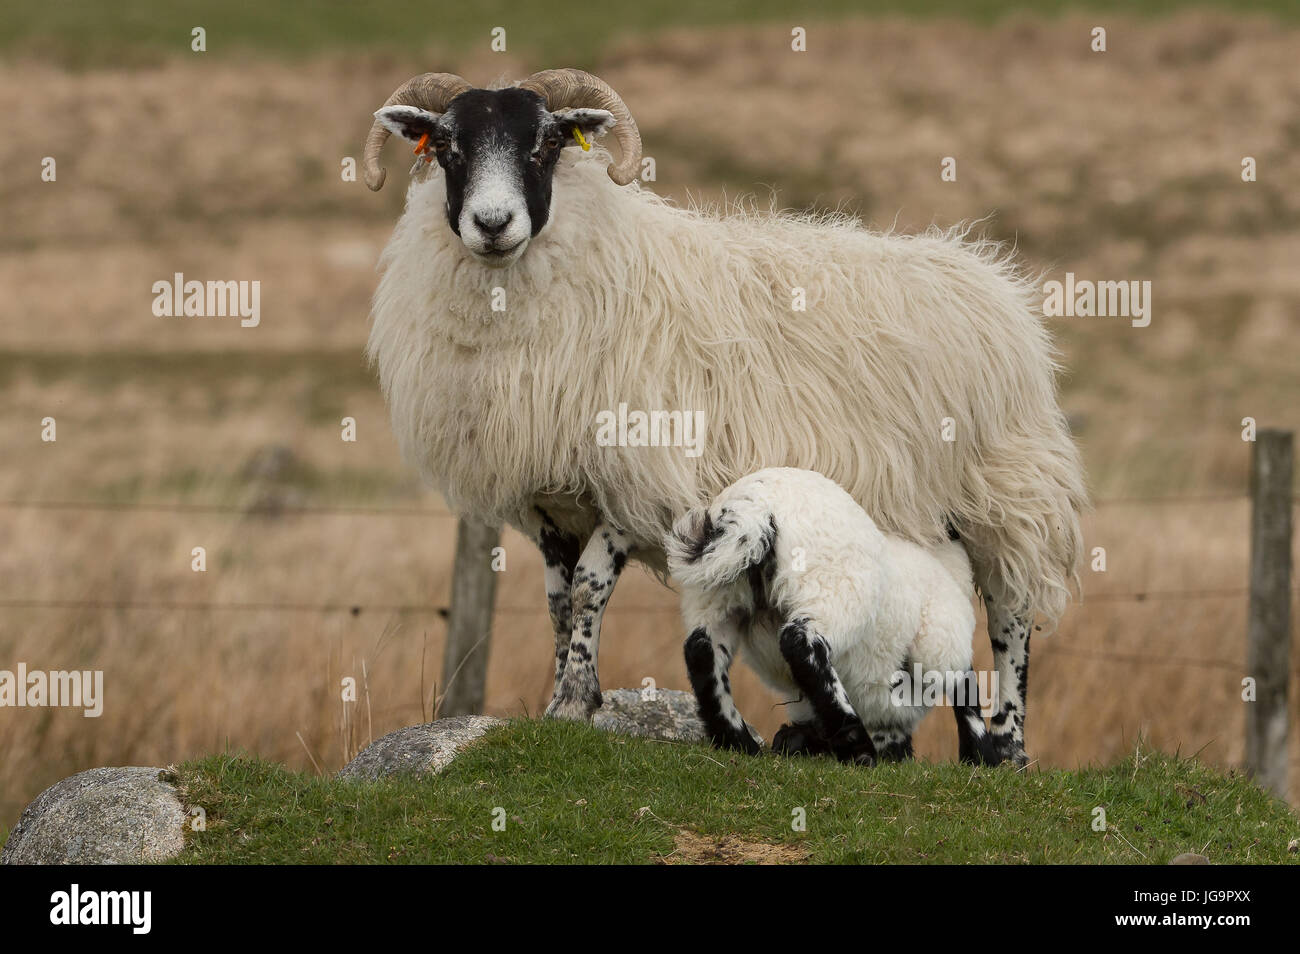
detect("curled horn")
(363, 73), (472, 191)
(519, 68), (642, 186)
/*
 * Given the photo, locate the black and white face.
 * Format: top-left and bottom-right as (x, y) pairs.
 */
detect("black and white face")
(376, 88), (615, 268)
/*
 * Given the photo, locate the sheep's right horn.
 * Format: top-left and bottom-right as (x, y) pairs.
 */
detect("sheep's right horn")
(363, 72), (472, 191)
(520, 69), (642, 186)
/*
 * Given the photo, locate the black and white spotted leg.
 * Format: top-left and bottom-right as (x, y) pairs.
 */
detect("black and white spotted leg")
(544, 521), (631, 722)
(683, 625), (762, 755)
(949, 670), (998, 766)
(868, 729), (914, 763)
(777, 617), (876, 766)
(521, 506), (583, 697)
(985, 596), (1031, 767)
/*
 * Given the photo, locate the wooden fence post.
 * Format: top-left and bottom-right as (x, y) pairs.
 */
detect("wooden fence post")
(439, 517), (501, 718)
(1246, 429), (1293, 798)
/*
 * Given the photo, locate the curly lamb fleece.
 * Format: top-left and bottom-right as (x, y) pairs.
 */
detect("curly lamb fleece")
(666, 467), (992, 762)
(368, 147), (1085, 628)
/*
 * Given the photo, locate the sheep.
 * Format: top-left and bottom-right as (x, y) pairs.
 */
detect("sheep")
(363, 69), (1087, 763)
(665, 466), (997, 765)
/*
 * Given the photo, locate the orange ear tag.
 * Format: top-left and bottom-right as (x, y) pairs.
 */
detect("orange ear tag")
(413, 132), (430, 155)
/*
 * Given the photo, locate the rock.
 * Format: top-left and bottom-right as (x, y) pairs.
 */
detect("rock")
(591, 688), (707, 743)
(2, 766), (185, 865)
(1169, 852), (1210, 865)
(339, 714), (505, 780)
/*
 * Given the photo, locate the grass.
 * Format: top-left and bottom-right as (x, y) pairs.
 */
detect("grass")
(172, 720), (1300, 864)
(4, 0), (1299, 67)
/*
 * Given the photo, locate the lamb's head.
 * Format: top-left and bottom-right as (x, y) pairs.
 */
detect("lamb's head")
(364, 69), (641, 268)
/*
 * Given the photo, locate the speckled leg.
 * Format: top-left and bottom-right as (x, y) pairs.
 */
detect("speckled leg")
(519, 506), (582, 699)
(545, 522), (632, 722)
(985, 596), (1031, 767)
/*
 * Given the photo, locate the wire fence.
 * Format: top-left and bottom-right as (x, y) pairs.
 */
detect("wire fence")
(4, 491), (1296, 518)
(1, 491), (1296, 675)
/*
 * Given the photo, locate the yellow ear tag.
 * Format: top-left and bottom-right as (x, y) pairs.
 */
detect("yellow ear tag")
(572, 126), (591, 151)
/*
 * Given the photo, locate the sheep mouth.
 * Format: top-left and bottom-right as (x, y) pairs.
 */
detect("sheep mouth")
(473, 239), (527, 266)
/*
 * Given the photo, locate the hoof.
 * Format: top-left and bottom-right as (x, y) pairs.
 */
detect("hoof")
(829, 723), (877, 767)
(984, 734), (1028, 768)
(772, 722), (829, 757)
(544, 687), (602, 722)
(712, 726), (763, 757)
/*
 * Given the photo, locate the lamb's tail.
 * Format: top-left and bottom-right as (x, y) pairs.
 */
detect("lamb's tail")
(665, 499), (776, 591)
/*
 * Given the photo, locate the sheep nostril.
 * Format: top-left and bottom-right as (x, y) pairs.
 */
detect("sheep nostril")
(473, 213), (512, 239)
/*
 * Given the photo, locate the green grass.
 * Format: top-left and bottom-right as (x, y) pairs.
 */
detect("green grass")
(4, 0), (1298, 67)
(173, 719), (1300, 864)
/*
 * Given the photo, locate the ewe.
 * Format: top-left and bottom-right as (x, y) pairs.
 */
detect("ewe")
(666, 467), (995, 765)
(364, 69), (1086, 763)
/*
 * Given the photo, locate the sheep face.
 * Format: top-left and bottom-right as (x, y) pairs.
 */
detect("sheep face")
(375, 89), (614, 268)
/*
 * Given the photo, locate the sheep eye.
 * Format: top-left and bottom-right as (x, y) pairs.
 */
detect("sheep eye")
(532, 139), (562, 164)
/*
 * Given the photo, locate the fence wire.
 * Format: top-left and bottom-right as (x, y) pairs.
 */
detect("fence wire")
(0, 493), (1296, 674)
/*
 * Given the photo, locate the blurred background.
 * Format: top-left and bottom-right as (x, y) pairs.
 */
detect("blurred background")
(2, 0), (1298, 832)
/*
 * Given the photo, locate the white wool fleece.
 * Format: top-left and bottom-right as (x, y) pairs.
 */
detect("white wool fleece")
(667, 467), (977, 737)
(367, 148), (1085, 626)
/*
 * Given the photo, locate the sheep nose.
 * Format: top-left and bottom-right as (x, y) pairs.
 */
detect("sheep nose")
(473, 212), (513, 239)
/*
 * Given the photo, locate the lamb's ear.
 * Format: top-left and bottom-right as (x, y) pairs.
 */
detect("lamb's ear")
(551, 107), (616, 147)
(374, 105), (444, 144)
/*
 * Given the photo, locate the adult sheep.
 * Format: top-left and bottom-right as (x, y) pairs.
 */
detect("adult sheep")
(363, 69), (1087, 765)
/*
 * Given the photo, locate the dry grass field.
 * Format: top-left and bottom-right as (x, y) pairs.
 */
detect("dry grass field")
(2, 10), (1299, 828)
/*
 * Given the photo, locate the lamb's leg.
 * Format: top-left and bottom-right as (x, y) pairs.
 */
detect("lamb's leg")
(777, 617), (875, 766)
(949, 669), (997, 766)
(772, 721), (831, 757)
(683, 624), (762, 755)
(520, 507), (582, 698)
(985, 596), (1031, 767)
(868, 729), (914, 763)
(772, 699), (828, 756)
(545, 521), (631, 722)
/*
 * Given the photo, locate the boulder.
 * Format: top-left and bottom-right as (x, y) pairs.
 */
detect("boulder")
(339, 714), (505, 780)
(591, 688), (707, 743)
(2, 766), (185, 865)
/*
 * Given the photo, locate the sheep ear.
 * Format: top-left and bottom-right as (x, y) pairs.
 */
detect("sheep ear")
(374, 105), (444, 144)
(551, 107), (615, 147)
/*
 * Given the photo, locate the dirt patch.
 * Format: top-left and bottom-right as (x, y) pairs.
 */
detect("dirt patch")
(662, 829), (810, 865)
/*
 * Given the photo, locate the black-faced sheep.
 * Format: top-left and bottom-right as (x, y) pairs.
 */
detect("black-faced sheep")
(363, 69), (1087, 764)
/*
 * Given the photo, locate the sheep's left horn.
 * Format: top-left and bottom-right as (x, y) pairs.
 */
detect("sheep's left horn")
(364, 72), (472, 191)
(520, 68), (642, 186)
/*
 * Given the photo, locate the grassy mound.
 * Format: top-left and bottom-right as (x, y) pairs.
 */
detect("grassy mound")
(173, 720), (1299, 864)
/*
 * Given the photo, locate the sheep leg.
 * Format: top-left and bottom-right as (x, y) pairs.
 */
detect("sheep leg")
(521, 507), (583, 695)
(777, 618), (876, 766)
(867, 729), (914, 762)
(545, 522), (631, 722)
(683, 625), (762, 755)
(985, 597), (1030, 767)
(772, 721), (830, 757)
(949, 670), (997, 766)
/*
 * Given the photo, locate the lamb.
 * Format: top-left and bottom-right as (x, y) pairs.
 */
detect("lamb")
(363, 69), (1087, 765)
(665, 467), (996, 765)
